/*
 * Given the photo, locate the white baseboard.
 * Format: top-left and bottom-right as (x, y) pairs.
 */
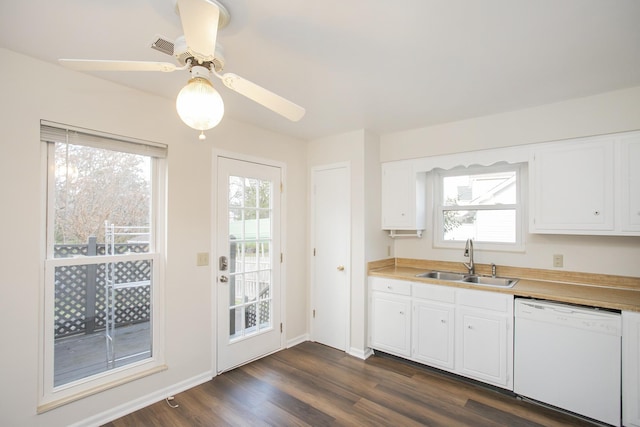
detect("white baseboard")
(348, 346), (374, 360)
(70, 371), (214, 427)
(286, 333), (309, 348)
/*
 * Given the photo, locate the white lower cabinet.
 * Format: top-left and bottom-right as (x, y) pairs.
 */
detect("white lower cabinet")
(623, 311), (640, 427)
(369, 277), (513, 390)
(370, 278), (411, 357)
(456, 288), (513, 389)
(412, 285), (455, 370)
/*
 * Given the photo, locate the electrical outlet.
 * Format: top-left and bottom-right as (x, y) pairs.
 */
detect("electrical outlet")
(196, 252), (209, 266)
(553, 254), (563, 268)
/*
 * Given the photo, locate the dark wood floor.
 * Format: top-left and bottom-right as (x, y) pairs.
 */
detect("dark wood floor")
(104, 341), (596, 426)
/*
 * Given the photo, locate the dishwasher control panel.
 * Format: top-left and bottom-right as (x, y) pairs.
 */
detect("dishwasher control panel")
(515, 299), (621, 336)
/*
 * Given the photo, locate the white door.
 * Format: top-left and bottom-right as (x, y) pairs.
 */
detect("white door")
(216, 156), (282, 372)
(311, 164), (349, 351)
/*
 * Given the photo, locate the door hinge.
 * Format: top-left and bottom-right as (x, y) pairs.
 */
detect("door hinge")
(280, 253), (283, 263)
(280, 323), (283, 333)
(313, 309), (316, 318)
(313, 248), (316, 256)
(280, 182), (283, 193)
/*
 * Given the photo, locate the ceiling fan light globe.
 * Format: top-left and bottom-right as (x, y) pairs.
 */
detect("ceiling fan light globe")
(176, 77), (224, 130)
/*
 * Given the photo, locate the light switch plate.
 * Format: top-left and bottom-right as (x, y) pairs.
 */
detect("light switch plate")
(197, 252), (209, 266)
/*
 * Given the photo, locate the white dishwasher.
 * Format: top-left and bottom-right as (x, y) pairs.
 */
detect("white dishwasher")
(514, 299), (621, 426)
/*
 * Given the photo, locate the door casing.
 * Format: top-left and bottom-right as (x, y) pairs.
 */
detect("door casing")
(212, 149), (287, 373)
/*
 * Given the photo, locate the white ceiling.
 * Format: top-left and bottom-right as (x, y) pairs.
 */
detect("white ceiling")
(1, 0), (639, 141)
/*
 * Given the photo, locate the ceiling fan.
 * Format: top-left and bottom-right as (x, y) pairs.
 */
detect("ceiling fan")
(59, 0), (305, 139)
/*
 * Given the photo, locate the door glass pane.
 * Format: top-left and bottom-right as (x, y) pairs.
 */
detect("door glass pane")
(228, 175), (273, 341)
(244, 178), (258, 208)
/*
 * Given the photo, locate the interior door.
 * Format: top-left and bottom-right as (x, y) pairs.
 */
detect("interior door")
(216, 156), (282, 372)
(311, 164), (349, 351)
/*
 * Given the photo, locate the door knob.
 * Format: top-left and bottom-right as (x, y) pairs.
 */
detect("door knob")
(337, 265), (345, 271)
(219, 275), (228, 283)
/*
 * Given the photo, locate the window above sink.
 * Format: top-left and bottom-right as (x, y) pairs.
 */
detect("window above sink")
(433, 163), (526, 252)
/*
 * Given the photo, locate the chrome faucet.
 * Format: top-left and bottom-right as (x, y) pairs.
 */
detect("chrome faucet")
(463, 238), (475, 275)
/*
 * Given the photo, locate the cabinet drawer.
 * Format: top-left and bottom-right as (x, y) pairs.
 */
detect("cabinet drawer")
(370, 277), (411, 296)
(413, 283), (455, 304)
(457, 288), (512, 312)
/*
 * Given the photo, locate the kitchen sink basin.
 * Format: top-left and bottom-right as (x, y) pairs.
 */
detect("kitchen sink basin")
(462, 275), (518, 288)
(416, 271), (467, 281)
(415, 270), (518, 288)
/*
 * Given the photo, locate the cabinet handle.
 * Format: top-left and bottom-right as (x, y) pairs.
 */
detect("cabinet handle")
(399, 311), (404, 315)
(467, 325), (473, 330)
(594, 210), (600, 216)
(440, 319), (446, 324)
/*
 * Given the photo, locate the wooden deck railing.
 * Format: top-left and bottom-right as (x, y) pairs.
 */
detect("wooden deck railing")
(54, 238), (151, 339)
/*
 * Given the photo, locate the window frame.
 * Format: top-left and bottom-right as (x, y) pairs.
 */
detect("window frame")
(432, 163), (526, 252)
(38, 122), (167, 412)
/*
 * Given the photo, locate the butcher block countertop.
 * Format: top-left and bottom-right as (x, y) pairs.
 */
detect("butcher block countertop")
(368, 258), (640, 312)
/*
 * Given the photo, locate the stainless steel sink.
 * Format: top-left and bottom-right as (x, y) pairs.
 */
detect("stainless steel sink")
(462, 275), (518, 288)
(416, 271), (466, 281)
(415, 270), (518, 288)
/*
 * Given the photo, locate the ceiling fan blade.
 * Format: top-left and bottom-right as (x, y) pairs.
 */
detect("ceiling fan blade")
(220, 73), (306, 122)
(59, 59), (178, 72)
(177, 0), (219, 63)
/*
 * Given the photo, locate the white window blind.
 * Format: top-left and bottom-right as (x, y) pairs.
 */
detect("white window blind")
(40, 121), (167, 158)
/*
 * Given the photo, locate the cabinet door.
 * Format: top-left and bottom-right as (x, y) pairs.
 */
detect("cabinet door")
(623, 311), (640, 427)
(381, 161), (425, 230)
(370, 292), (411, 357)
(531, 138), (614, 233)
(456, 308), (511, 388)
(413, 300), (454, 370)
(620, 135), (640, 232)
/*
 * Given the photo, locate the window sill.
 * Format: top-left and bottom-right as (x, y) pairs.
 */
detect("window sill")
(434, 240), (525, 253)
(37, 364), (167, 413)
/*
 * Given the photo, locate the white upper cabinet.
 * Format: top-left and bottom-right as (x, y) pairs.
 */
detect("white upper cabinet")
(530, 131), (640, 235)
(620, 134), (640, 232)
(530, 136), (614, 233)
(381, 161), (425, 232)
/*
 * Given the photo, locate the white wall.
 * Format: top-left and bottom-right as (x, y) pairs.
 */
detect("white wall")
(0, 48), (307, 427)
(381, 86), (640, 161)
(380, 86), (640, 277)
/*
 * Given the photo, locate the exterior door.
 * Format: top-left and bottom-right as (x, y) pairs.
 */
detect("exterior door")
(311, 164), (350, 351)
(216, 156), (282, 372)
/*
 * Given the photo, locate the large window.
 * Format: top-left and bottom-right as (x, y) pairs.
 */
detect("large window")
(434, 164), (524, 250)
(40, 122), (166, 410)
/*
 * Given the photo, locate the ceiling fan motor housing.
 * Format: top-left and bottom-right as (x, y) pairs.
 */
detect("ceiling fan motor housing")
(173, 35), (225, 72)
